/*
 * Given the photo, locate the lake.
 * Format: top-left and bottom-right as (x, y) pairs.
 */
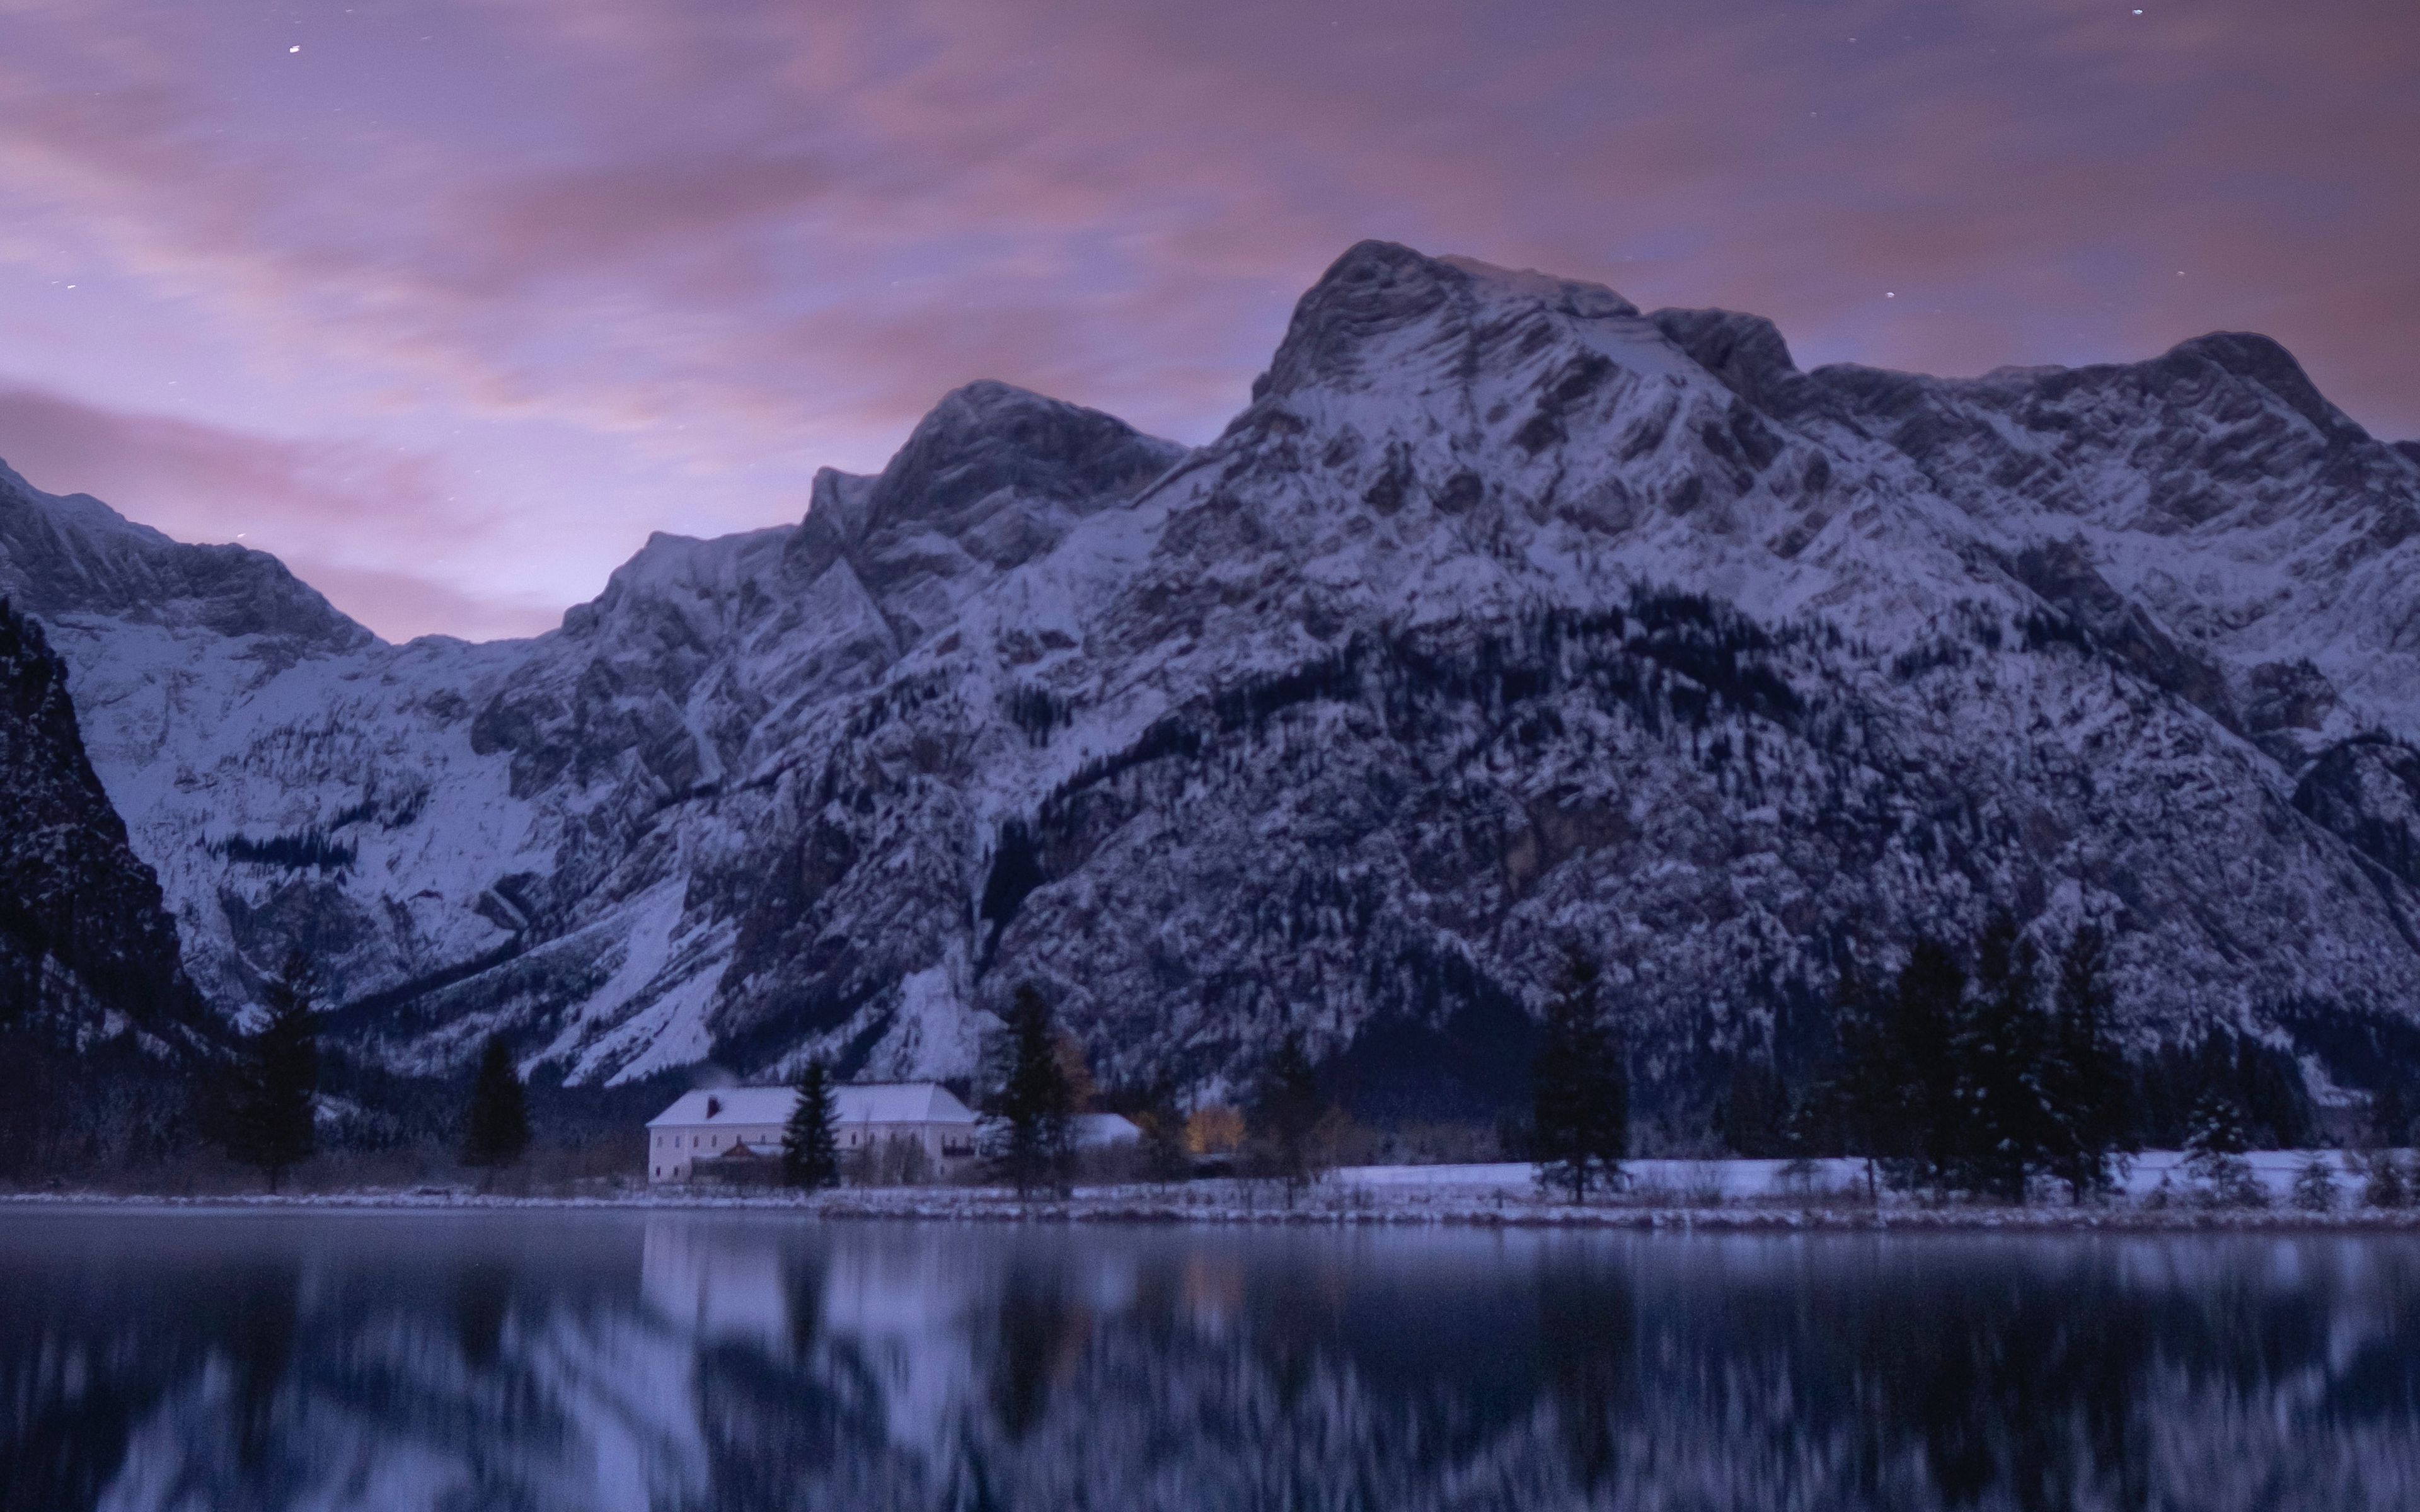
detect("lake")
(1, 1208), (2415, 1509)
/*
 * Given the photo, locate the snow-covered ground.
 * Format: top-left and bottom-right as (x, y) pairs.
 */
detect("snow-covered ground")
(1335, 1150), (2379, 1205)
(10, 1151), (2415, 1228)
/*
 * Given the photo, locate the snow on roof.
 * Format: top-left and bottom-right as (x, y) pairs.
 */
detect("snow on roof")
(1073, 1113), (1143, 1147)
(647, 1081), (978, 1129)
(831, 1081), (980, 1125)
(646, 1087), (794, 1128)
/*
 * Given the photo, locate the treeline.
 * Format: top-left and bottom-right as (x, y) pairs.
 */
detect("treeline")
(0, 951), (609, 1192)
(979, 983), (1340, 1201)
(1710, 915), (2397, 1203)
(202, 956), (539, 1189)
(1828, 918), (2133, 1203)
(0, 1034), (200, 1181)
(765, 982), (1344, 1200)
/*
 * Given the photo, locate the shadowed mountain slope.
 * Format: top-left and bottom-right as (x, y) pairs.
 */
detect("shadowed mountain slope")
(6, 241), (2420, 1116)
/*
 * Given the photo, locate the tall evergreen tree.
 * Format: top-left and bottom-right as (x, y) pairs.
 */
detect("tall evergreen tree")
(1823, 952), (1885, 1198)
(2361, 1150), (2411, 1208)
(224, 955), (319, 1192)
(989, 984), (1074, 1197)
(461, 1034), (531, 1172)
(1249, 1031), (1330, 1202)
(2229, 1034), (2313, 1150)
(1136, 1075), (1192, 1185)
(2184, 1087), (2264, 1206)
(2186, 1088), (2250, 1155)
(1717, 1054), (1792, 1159)
(1951, 914), (2054, 1203)
(1530, 949), (1628, 1202)
(1595, 1013), (1631, 1181)
(1896, 937), (1968, 1191)
(1840, 937), (1964, 1194)
(2370, 1077), (2414, 1150)
(782, 1058), (841, 1191)
(2045, 924), (2133, 1201)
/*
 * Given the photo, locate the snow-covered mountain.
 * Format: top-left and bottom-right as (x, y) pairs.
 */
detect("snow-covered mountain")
(6, 241), (2420, 1111)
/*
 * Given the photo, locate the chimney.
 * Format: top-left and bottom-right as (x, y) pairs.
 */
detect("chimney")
(706, 1096), (722, 1119)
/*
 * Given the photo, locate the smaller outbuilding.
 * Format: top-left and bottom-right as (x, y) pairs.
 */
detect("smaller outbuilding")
(646, 1080), (981, 1183)
(1073, 1112), (1144, 1149)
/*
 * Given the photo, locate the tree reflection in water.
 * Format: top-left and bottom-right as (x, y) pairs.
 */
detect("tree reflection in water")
(1536, 1242), (1635, 1492)
(0, 1215), (2414, 1510)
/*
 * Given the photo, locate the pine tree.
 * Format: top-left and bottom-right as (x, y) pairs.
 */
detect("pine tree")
(1823, 952), (1886, 1200)
(1717, 1055), (1790, 1159)
(989, 984), (1074, 1197)
(223, 956), (319, 1192)
(781, 1058), (841, 1191)
(2291, 1155), (2341, 1213)
(2361, 1151), (2410, 1209)
(461, 1035), (531, 1172)
(1590, 1009), (1631, 1188)
(2044, 924), (2133, 1203)
(2184, 1089), (2264, 1207)
(2230, 1034), (2313, 1150)
(2368, 1077), (2413, 1150)
(2186, 1087), (2249, 1155)
(1137, 1075), (1192, 1185)
(1249, 1031), (1328, 1203)
(1952, 914), (2054, 1203)
(1896, 937), (1968, 1194)
(1530, 949), (1628, 1202)
(1839, 937), (1964, 1194)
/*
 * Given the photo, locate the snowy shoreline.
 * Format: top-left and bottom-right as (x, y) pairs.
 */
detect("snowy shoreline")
(3, 1190), (2417, 1233)
(4, 1152), (2417, 1232)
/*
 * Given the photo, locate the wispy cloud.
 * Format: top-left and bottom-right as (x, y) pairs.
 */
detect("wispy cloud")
(0, 0), (2410, 637)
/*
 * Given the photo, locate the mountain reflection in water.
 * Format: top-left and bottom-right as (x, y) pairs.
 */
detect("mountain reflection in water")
(0, 1211), (2414, 1510)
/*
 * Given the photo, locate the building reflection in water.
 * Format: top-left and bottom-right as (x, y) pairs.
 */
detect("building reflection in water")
(0, 1213), (2413, 1510)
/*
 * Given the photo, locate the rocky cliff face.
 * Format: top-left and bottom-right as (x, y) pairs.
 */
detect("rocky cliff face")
(0, 593), (205, 1053)
(7, 242), (2420, 1111)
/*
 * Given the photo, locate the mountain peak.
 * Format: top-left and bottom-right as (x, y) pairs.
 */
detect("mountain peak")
(1431, 253), (1637, 319)
(2158, 331), (2351, 438)
(865, 381), (1184, 536)
(1650, 307), (1802, 409)
(0, 462), (369, 655)
(1259, 241), (1637, 402)
(776, 381), (1185, 643)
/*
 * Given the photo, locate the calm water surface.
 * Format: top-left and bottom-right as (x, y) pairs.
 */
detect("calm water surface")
(1, 1209), (2416, 1510)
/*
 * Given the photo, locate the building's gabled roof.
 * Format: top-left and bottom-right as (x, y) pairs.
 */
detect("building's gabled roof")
(647, 1087), (796, 1128)
(831, 1082), (979, 1125)
(647, 1080), (979, 1130)
(1073, 1112), (1143, 1147)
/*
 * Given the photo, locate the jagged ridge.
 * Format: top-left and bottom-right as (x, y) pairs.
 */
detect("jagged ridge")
(4, 241), (2420, 1122)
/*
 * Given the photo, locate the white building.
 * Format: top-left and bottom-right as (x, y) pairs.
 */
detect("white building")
(646, 1081), (981, 1183)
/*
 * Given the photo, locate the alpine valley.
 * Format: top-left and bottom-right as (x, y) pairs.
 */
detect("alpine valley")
(6, 241), (2420, 1120)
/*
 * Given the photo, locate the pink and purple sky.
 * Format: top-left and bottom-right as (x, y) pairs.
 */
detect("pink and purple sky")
(0, 0), (2412, 642)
